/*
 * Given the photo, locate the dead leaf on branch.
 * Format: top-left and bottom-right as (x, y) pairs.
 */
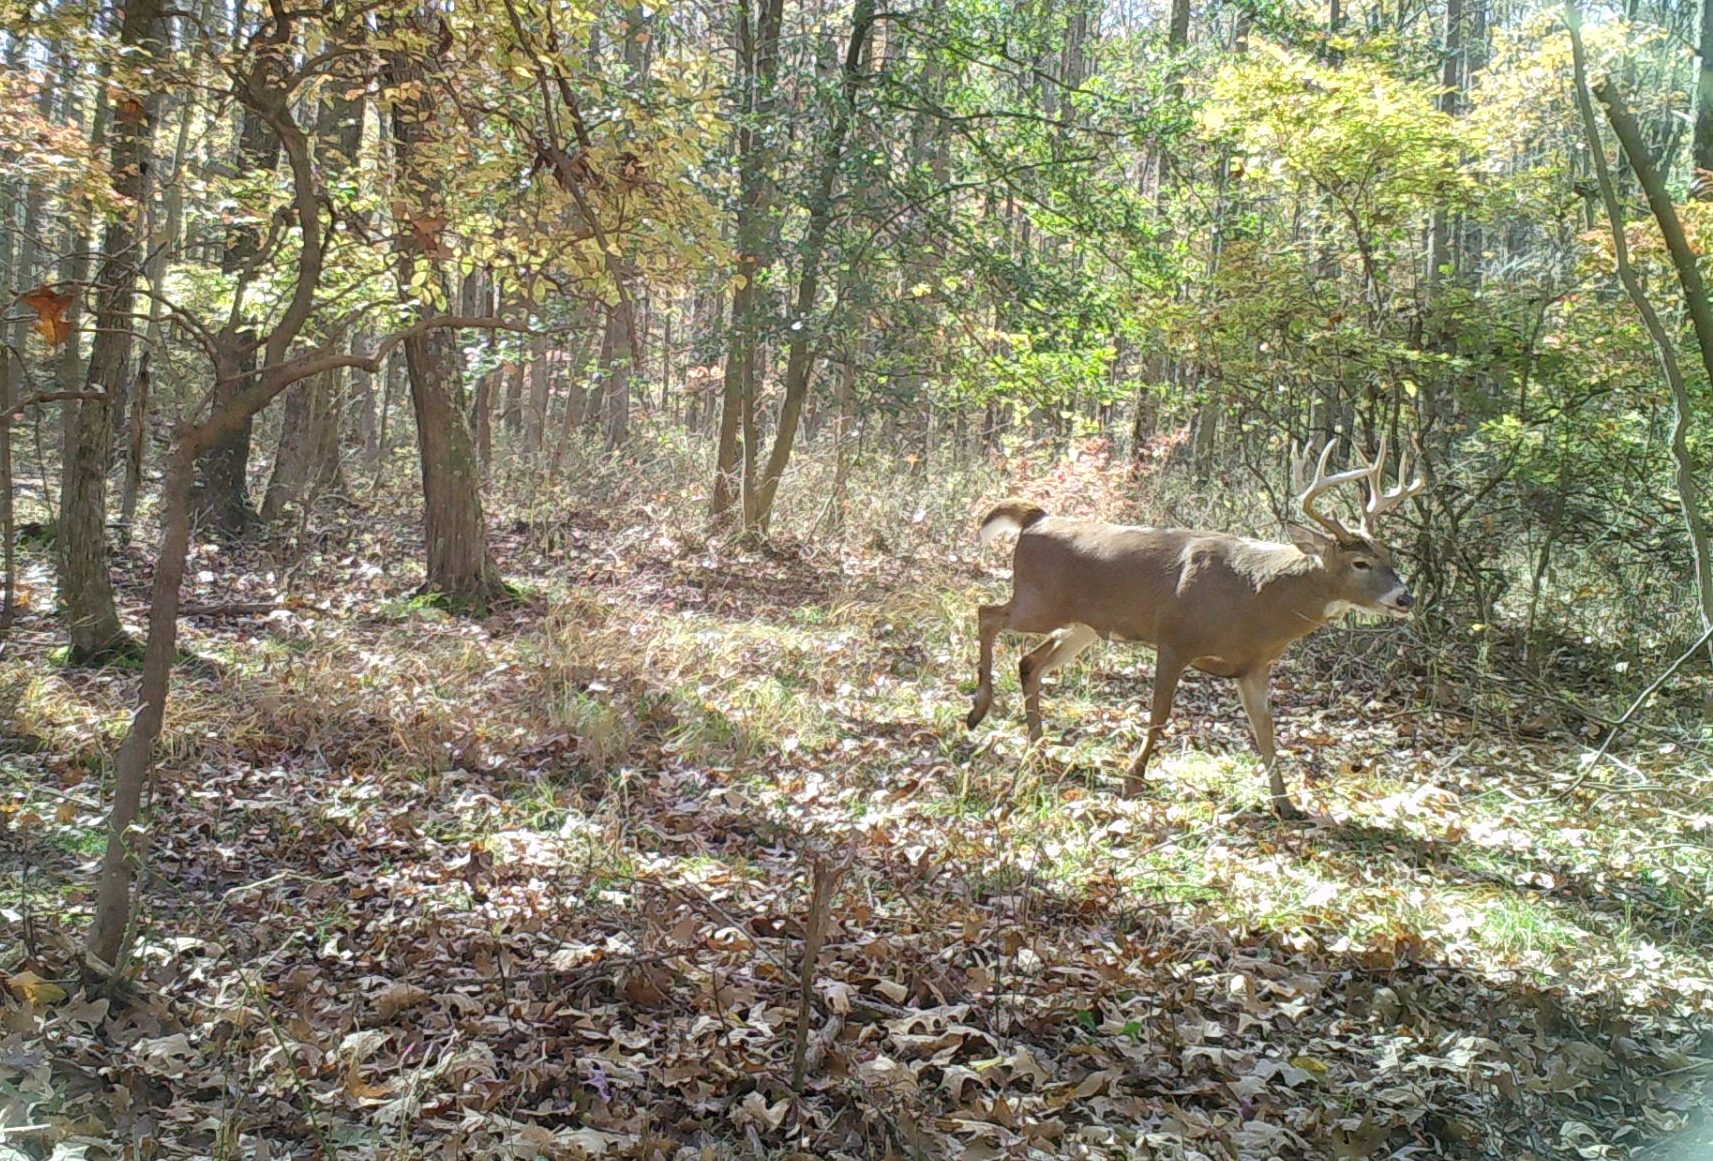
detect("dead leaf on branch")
(20, 285), (74, 346)
(391, 202), (453, 259)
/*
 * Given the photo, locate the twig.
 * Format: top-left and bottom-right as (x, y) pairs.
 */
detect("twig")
(800, 1011), (845, 1077)
(0, 391), (105, 422)
(179, 601), (283, 617)
(1565, 622), (1713, 796)
(790, 853), (848, 1091)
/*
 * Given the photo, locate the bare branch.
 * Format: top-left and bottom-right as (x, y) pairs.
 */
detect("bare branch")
(1, 391), (106, 422)
(219, 314), (538, 392)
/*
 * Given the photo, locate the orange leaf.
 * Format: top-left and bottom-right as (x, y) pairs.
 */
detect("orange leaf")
(20, 286), (74, 346)
(396, 208), (453, 259)
(410, 215), (451, 259)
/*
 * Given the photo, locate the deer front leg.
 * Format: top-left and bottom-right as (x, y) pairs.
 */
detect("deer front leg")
(1124, 647), (1186, 796)
(966, 603), (1010, 730)
(1235, 666), (1303, 820)
(1020, 624), (1098, 742)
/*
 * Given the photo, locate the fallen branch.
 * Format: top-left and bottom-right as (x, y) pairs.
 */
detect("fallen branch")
(178, 601), (284, 617)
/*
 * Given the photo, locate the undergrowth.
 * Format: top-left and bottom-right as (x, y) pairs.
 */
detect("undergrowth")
(3, 430), (1712, 1159)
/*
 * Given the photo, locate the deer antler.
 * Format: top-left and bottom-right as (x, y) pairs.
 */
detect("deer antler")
(1356, 433), (1427, 539)
(1292, 436), (1427, 542)
(1292, 438), (1371, 541)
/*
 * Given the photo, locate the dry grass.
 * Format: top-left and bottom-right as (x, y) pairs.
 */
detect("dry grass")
(5, 432), (1713, 1158)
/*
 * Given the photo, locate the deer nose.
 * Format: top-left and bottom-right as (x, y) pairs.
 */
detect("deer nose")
(1393, 591), (1415, 609)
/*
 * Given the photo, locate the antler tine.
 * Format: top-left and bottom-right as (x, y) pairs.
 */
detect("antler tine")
(1358, 433), (1428, 538)
(1293, 437), (1371, 541)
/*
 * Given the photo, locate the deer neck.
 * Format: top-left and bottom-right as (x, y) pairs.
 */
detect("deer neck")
(1257, 547), (1353, 635)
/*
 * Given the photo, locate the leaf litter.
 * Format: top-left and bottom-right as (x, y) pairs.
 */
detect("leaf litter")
(3, 506), (1713, 1159)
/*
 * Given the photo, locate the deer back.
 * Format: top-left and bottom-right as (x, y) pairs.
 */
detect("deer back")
(1007, 518), (1370, 673)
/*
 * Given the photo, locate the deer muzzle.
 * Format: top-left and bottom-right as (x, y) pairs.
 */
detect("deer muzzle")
(1379, 587), (1415, 618)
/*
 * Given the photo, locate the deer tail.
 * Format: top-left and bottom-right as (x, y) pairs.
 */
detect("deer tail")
(976, 499), (1049, 547)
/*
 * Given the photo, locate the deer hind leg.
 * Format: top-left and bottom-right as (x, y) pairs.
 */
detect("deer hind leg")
(1124, 647), (1187, 796)
(1019, 623), (1099, 742)
(966, 602), (1012, 730)
(1235, 666), (1302, 819)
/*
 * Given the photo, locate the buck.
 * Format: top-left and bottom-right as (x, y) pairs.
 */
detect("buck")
(965, 439), (1425, 818)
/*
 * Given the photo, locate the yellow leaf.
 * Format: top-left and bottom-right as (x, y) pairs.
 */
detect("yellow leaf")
(6, 970), (69, 1005)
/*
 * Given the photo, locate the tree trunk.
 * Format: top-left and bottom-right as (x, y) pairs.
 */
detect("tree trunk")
(746, 0), (876, 533)
(191, 21), (287, 536)
(405, 326), (503, 605)
(260, 90), (362, 523)
(472, 366), (495, 470)
(84, 439), (193, 968)
(1698, 0), (1713, 172)
(524, 334), (549, 455)
(356, 333), (381, 465)
(119, 353), (152, 531)
(55, 48), (98, 477)
(87, 0), (336, 970)
(712, 0), (784, 524)
(383, 8), (505, 609)
(121, 65), (194, 530)
(1424, 0), (1465, 389)
(501, 357), (524, 436)
(1570, 9), (1713, 632)
(1, 37), (47, 637)
(602, 303), (632, 450)
(550, 327), (598, 476)
(60, 0), (165, 664)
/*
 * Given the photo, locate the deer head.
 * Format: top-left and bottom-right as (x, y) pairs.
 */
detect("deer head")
(1288, 436), (1426, 620)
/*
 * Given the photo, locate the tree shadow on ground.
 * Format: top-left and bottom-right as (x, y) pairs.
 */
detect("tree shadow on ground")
(95, 757), (1706, 1160)
(1309, 814), (1713, 957)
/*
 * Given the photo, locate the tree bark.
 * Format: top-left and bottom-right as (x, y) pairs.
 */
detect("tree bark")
(261, 89), (363, 522)
(501, 356), (524, 436)
(1698, 0), (1713, 172)
(60, 0), (166, 664)
(87, 2), (330, 967)
(122, 59), (194, 530)
(356, 333), (381, 465)
(601, 303), (632, 450)
(712, 0), (784, 523)
(191, 16), (288, 536)
(383, 8), (505, 609)
(524, 334), (549, 455)
(1, 37), (48, 639)
(472, 365), (496, 470)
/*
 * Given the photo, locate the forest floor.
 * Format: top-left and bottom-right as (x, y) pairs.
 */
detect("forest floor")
(5, 467), (1713, 1160)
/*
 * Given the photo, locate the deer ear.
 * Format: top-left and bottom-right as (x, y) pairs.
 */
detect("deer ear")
(1286, 523), (1333, 556)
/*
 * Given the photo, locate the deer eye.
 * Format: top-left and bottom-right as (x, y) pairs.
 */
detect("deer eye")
(1352, 559), (1372, 571)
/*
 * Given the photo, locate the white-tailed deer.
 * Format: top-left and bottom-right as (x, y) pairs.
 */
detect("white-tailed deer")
(966, 439), (1425, 818)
